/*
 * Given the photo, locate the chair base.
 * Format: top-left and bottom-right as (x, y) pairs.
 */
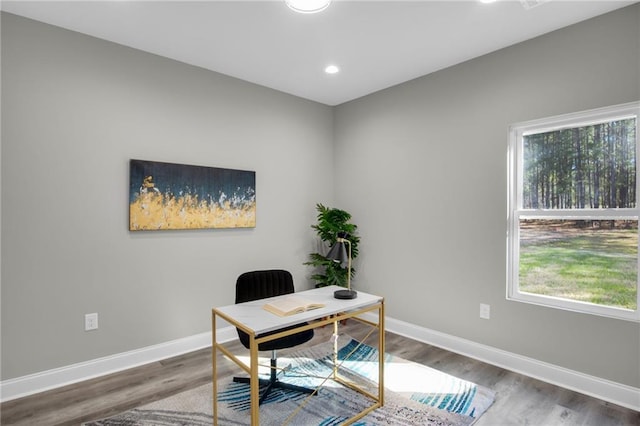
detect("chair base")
(232, 357), (315, 405)
(232, 376), (316, 404)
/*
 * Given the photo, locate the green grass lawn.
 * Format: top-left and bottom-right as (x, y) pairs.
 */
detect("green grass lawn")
(519, 224), (637, 310)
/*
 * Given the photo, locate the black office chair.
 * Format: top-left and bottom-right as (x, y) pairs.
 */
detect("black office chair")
(232, 269), (315, 404)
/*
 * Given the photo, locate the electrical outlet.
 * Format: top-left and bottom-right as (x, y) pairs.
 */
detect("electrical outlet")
(85, 313), (99, 331)
(479, 303), (491, 320)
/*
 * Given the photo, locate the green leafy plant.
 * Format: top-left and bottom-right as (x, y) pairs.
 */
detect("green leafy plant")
(304, 203), (360, 288)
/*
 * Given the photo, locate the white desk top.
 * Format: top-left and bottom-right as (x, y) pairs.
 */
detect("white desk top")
(214, 285), (383, 335)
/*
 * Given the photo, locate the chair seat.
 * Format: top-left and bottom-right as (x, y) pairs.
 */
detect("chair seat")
(238, 322), (314, 352)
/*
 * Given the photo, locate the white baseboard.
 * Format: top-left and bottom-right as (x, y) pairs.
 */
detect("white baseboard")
(2, 318), (639, 412)
(0, 326), (236, 403)
(371, 313), (640, 412)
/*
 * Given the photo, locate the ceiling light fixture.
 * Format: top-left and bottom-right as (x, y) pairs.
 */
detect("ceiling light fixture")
(325, 65), (339, 74)
(286, 0), (331, 14)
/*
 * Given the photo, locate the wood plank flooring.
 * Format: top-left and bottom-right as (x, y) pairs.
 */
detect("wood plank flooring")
(1, 321), (638, 425)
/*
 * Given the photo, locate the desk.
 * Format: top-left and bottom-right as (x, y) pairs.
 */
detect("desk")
(212, 285), (384, 425)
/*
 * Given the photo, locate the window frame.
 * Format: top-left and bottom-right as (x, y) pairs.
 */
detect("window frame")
(507, 102), (640, 322)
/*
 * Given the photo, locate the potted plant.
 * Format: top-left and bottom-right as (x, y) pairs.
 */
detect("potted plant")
(305, 203), (359, 288)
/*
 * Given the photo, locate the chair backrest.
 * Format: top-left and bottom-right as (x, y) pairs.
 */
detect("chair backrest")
(235, 269), (295, 304)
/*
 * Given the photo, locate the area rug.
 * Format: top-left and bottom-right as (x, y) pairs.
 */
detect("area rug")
(85, 336), (494, 425)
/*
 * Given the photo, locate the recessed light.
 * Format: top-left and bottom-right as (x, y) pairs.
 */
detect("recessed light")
(479, 0), (498, 4)
(324, 65), (340, 74)
(286, 0), (331, 14)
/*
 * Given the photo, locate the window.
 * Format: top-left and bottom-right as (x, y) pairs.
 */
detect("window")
(508, 102), (640, 321)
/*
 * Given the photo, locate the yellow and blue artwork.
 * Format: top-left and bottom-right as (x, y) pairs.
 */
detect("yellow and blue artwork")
(129, 159), (256, 231)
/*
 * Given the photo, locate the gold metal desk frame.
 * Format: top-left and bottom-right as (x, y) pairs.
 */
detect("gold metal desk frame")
(212, 285), (385, 425)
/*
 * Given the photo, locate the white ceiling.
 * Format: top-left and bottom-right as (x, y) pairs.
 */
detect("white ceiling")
(2, 0), (636, 106)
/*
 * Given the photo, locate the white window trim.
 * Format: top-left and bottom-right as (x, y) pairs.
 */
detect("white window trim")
(507, 101), (640, 322)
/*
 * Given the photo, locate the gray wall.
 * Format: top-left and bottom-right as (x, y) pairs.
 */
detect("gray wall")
(334, 4), (640, 387)
(2, 5), (640, 389)
(1, 13), (333, 379)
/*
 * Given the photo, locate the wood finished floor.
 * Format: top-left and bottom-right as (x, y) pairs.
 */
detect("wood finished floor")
(1, 321), (638, 425)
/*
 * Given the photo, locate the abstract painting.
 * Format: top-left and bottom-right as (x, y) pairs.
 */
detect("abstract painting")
(129, 159), (256, 230)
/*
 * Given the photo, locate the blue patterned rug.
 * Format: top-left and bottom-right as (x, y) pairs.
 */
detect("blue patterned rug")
(85, 336), (494, 425)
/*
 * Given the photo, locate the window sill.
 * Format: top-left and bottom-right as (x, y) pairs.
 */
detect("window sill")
(507, 292), (640, 322)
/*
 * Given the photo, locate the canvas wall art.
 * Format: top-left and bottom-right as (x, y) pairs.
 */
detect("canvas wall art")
(129, 159), (256, 231)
